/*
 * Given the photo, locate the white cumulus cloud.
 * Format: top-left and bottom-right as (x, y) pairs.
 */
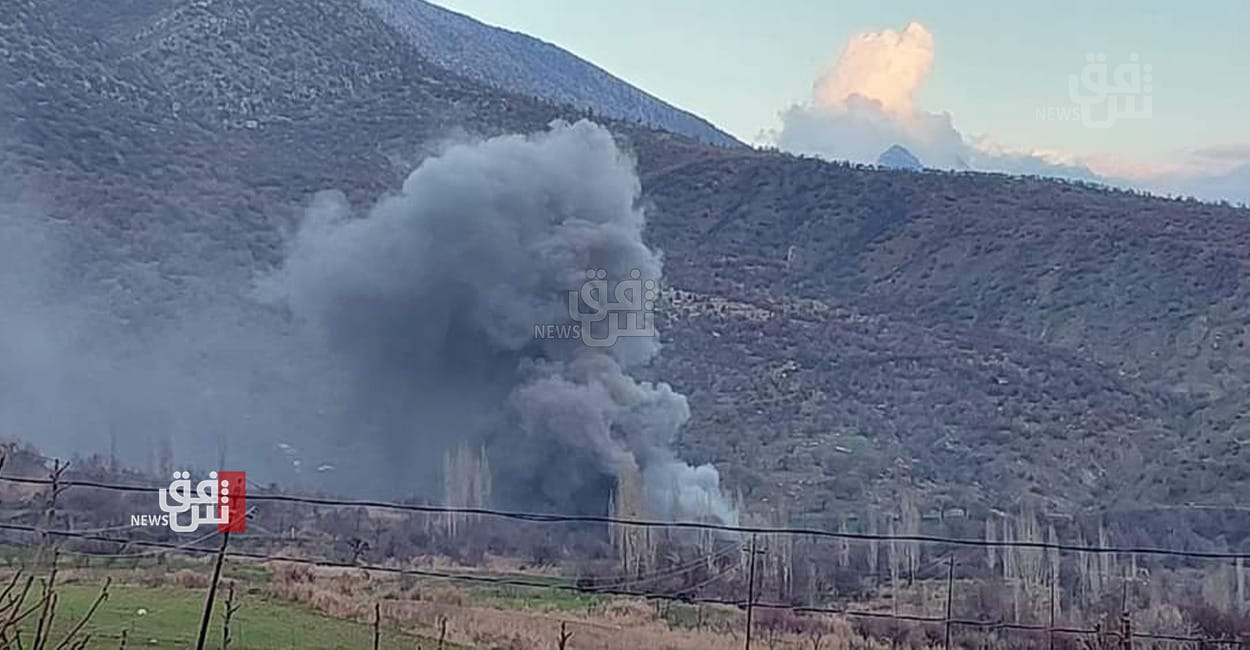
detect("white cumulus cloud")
(812, 21), (935, 117)
(769, 22), (1249, 205)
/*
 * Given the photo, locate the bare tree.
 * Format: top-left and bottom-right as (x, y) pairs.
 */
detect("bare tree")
(0, 457), (111, 650)
(220, 581), (241, 650)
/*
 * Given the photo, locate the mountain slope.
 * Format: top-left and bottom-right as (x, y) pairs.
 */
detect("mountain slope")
(653, 289), (1182, 514)
(5, 0), (1250, 525)
(362, 0), (740, 147)
(644, 155), (1250, 509)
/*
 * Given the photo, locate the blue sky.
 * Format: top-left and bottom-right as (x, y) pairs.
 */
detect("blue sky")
(432, 0), (1249, 163)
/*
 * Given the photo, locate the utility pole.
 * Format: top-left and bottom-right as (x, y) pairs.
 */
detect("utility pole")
(1120, 566), (1131, 650)
(943, 556), (955, 650)
(1048, 567), (1056, 650)
(195, 532), (230, 650)
(744, 534), (759, 650)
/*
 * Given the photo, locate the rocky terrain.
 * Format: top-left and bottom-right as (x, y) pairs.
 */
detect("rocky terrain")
(362, 0), (740, 147)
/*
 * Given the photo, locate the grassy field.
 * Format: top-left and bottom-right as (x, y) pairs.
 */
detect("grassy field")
(0, 548), (869, 650)
(19, 583), (439, 649)
(0, 555), (890, 650)
(465, 582), (605, 615)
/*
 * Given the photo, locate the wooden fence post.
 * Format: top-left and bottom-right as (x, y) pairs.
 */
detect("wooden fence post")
(372, 602), (380, 650)
(745, 535), (759, 650)
(1048, 566), (1056, 650)
(944, 556), (955, 650)
(221, 581), (240, 650)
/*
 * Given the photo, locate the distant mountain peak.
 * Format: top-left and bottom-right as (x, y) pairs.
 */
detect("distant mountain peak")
(877, 144), (923, 170)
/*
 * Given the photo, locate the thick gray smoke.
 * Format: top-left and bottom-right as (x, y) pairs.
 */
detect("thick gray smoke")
(259, 120), (734, 523)
(0, 196), (344, 477)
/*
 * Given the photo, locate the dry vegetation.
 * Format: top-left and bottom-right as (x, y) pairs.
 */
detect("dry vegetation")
(265, 562), (888, 650)
(0, 446), (1248, 648)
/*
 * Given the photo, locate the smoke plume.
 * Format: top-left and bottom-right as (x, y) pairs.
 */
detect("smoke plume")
(0, 192), (347, 478)
(258, 120), (735, 523)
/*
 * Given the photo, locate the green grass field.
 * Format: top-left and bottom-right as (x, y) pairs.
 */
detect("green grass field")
(467, 582), (605, 614)
(19, 584), (436, 649)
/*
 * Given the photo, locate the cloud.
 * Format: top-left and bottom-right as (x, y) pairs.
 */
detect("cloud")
(771, 22), (973, 168)
(771, 22), (1001, 172)
(771, 21), (1099, 180)
(812, 22), (934, 117)
(771, 22), (1249, 205)
(776, 97), (969, 169)
(1085, 146), (1250, 204)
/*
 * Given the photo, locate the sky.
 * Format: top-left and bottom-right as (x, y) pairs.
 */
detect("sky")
(432, 0), (1250, 201)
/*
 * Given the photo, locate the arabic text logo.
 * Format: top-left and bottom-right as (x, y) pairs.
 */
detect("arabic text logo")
(533, 269), (657, 347)
(1036, 54), (1153, 128)
(144, 470), (247, 533)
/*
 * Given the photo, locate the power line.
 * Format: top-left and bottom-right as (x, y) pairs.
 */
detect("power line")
(578, 540), (740, 591)
(663, 555), (740, 595)
(4, 473), (1250, 560)
(0, 521), (1232, 646)
(53, 527), (221, 559)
